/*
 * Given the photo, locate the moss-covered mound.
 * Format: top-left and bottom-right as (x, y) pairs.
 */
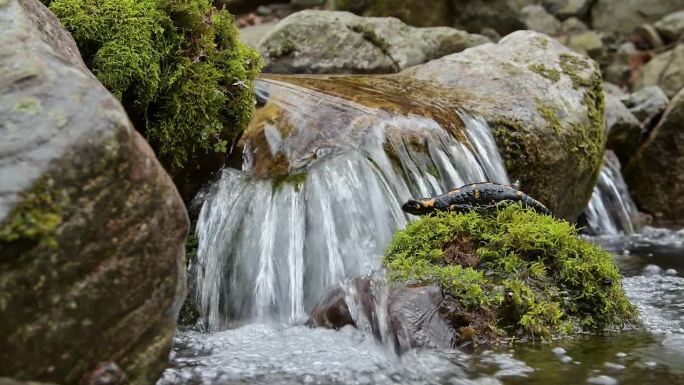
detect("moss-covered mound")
(384, 205), (637, 343)
(46, 0), (260, 178)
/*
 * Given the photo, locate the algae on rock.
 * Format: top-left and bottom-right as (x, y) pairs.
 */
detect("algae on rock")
(384, 205), (637, 343)
(48, 0), (261, 181)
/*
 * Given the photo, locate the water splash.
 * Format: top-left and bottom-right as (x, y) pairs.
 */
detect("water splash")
(584, 151), (641, 236)
(194, 78), (509, 329)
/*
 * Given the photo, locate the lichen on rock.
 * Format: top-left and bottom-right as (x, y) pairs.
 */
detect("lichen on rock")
(384, 205), (637, 343)
(48, 0), (261, 181)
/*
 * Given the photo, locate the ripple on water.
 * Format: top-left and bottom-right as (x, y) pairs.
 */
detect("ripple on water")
(622, 274), (684, 334)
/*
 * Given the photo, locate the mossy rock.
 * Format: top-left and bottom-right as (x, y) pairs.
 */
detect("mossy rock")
(384, 205), (637, 343)
(47, 0), (261, 199)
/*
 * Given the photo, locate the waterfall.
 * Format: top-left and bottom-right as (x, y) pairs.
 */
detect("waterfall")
(194, 78), (509, 330)
(584, 151), (641, 235)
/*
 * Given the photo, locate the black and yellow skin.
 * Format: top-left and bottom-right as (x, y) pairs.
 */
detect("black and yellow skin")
(402, 182), (553, 216)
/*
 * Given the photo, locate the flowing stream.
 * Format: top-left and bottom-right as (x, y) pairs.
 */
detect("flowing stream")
(162, 78), (684, 385)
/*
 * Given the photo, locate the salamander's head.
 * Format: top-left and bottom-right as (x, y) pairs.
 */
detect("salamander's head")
(402, 198), (435, 215)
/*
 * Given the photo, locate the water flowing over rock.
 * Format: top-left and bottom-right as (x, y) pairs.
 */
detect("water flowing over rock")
(256, 10), (489, 74)
(403, 31), (606, 219)
(584, 152), (641, 235)
(194, 75), (510, 329)
(0, 1), (188, 384)
(625, 88), (684, 222)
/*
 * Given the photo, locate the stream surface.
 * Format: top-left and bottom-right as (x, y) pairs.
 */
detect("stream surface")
(159, 230), (684, 385)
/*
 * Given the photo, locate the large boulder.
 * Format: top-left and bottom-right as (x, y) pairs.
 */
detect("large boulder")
(591, 0), (683, 35)
(605, 94), (641, 165)
(450, 0), (535, 35)
(0, 1), (188, 384)
(624, 88), (684, 221)
(403, 31), (606, 219)
(636, 44), (684, 99)
(654, 10), (684, 43)
(257, 10), (489, 74)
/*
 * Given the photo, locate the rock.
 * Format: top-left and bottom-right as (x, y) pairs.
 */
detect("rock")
(404, 31), (606, 219)
(239, 21), (279, 48)
(0, 379), (56, 385)
(636, 44), (684, 98)
(0, 1), (188, 384)
(591, 0), (683, 35)
(634, 24), (665, 50)
(520, 5), (561, 36)
(561, 30), (604, 58)
(654, 10), (684, 43)
(214, 0), (286, 14)
(625, 88), (684, 221)
(388, 285), (458, 352)
(450, 0), (535, 35)
(560, 17), (589, 34)
(604, 82), (626, 97)
(620, 86), (669, 123)
(326, 0), (453, 28)
(542, 0), (592, 20)
(258, 10), (489, 74)
(605, 94), (641, 165)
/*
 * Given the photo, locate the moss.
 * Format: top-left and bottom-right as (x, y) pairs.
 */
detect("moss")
(536, 99), (562, 134)
(13, 97), (43, 115)
(0, 178), (65, 249)
(559, 53), (591, 89)
(272, 172), (308, 192)
(178, 220), (200, 326)
(350, 24), (391, 56)
(268, 38), (297, 59)
(528, 64), (560, 83)
(49, 0), (261, 175)
(384, 205), (637, 343)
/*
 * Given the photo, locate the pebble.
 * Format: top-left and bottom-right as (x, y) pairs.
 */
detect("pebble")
(665, 268), (678, 276)
(604, 362), (626, 370)
(551, 347), (567, 355)
(560, 356), (573, 364)
(644, 361), (658, 368)
(642, 264), (663, 276)
(615, 352), (627, 358)
(587, 375), (618, 385)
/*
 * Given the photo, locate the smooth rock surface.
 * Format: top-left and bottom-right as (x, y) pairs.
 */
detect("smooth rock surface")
(620, 86), (669, 123)
(450, 0), (535, 35)
(0, 1), (188, 384)
(591, 0), (683, 35)
(326, 0), (453, 27)
(636, 44), (684, 98)
(520, 4), (561, 36)
(625, 88), (684, 221)
(257, 10), (489, 74)
(543, 0), (592, 20)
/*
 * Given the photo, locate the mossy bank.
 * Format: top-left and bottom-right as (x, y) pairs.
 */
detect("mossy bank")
(45, 0), (261, 198)
(384, 205), (637, 343)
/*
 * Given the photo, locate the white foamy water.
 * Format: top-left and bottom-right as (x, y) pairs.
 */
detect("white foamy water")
(194, 78), (509, 329)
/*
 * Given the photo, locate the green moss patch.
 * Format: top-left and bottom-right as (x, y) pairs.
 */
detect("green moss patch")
(528, 64), (560, 83)
(49, 0), (261, 175)
(384, 205), (637, 343)
(272, 172), (307, 192)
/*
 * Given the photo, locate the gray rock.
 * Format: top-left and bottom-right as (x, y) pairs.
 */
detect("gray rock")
(604, 82), (627, 97)
(561, 30), (604, 58)
(404, 31), (606, 219)
(326, 0), (453, 28)
(561, 17), (589, 34)
(258, 10), (489, 74)
(625, 88), (684, 220)
(0, 1), (188, 384)
(451, 0), (535, 35)
(605, 94), (641, 165)
(591, 0), (683, 35)
(543, 0), (592, 20)
(603, 41), (639, 86)
(520, 5), (561, 36)
(620, 86), (669, 123)
(654, 10), (684, 43)
(637, 44), (684, 98)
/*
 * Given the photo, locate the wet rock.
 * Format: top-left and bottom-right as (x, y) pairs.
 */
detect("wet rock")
(326, 0), (453, 28)
(543, 0), (592, 20)
(654, 10), (684, 43)
(520, 5), (561, 36)
(591, 0), (683, 35)
(605, 94), (641, 165)
(79, 363), (125, 385)
(404, 31), (606, 219)
(388, 285), (458, 352)
(620, 86), (669, 124)
(257, 10), (489, 74)
(625, 88), (684, 220)
(636, 44), (684, 100)
(450, 0), (535, 35)
(0, 1), (188, 384)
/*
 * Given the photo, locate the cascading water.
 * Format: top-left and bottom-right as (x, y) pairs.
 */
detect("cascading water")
(194, 78), (509, 330)
(584, 151), (641, 236)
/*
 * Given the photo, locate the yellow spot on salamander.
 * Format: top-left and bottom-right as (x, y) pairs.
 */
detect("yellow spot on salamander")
(448, 189), (461, 195)
(474, 189), (480, 199)
(449, 205), (457, 211)
(422, 198), (436, 208)
(517, 191), (523, 198)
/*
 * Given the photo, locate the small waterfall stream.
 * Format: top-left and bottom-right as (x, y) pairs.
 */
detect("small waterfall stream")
(194, 78), (509, 330)
(584, 151), (641, 236)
